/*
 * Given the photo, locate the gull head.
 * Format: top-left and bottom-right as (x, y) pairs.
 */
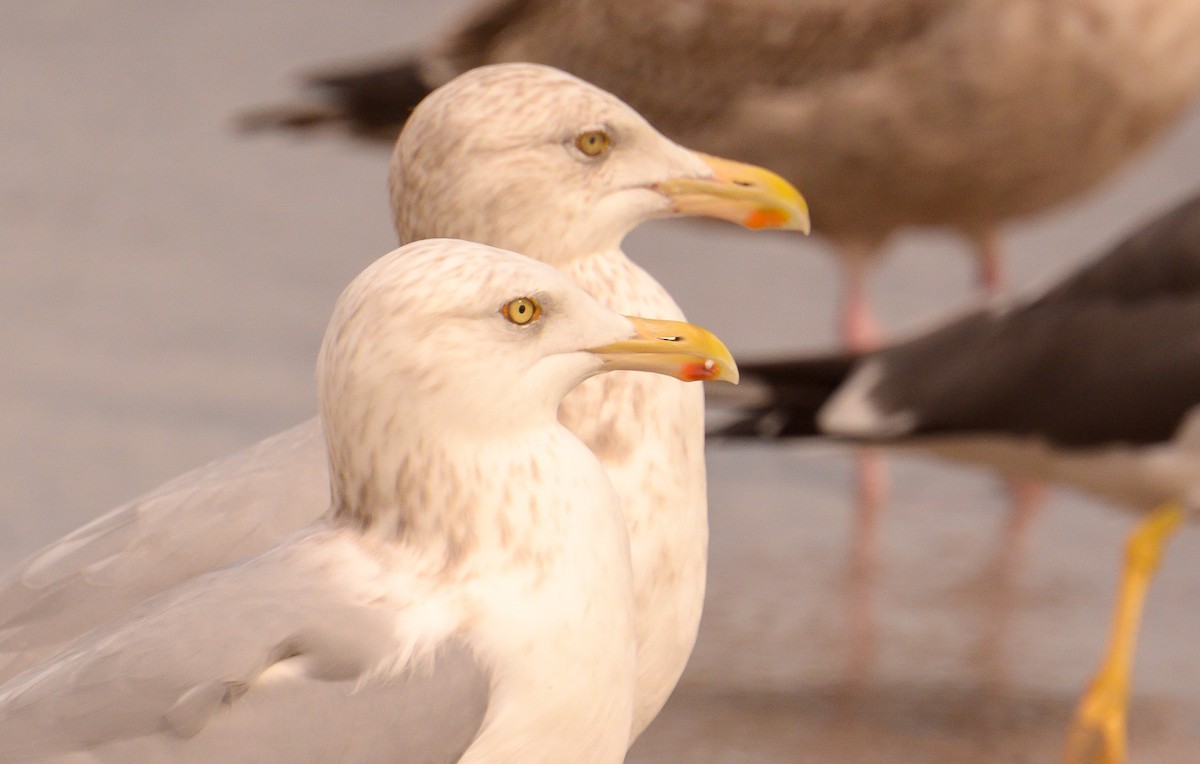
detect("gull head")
(318, 238), (736, 511)
(389, 63), (808, 266)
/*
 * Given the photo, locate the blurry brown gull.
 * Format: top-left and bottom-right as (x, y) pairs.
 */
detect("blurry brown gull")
(241, 0), (1200, 346)
(0, 238), (738, 763)
(0, 64), (808, 741)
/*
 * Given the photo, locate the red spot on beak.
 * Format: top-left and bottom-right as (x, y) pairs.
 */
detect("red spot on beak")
(680, 361), (719, 382)
(745, 209), (787, 230)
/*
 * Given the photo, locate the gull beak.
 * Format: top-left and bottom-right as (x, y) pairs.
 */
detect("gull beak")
(589, 317), (739, 384)
(654, 152), (811, 234)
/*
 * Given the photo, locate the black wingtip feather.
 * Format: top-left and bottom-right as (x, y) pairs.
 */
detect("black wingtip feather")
(236, 59), (434, 142)
(708, 353), (859, 440)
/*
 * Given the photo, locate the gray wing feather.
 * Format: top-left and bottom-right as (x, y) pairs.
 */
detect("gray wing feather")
(0, 420), (331, 682)
(0, 539), (489, 763)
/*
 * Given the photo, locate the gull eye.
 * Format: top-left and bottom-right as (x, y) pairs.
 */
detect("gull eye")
(502, 297), (541, 325)
(574, 129), (611, 158)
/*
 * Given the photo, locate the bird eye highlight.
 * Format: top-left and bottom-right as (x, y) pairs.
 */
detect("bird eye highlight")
(502, 297), (541, 325)
(574, 130), (611, 158)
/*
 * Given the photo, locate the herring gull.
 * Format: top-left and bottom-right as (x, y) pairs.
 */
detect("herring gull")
(0, 238), (739, 763)
(240, 0), (1200, 346)
(711, 193), (1200, 764)
(0, 64), (808, 741)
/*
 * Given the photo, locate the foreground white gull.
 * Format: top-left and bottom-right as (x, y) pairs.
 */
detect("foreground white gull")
(712, 193), (1200, 764)
(0, 64), (808, 739)
(0, 238), (739, 763)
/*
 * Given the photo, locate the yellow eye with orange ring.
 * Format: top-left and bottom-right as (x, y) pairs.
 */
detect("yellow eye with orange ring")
(502, 297), (541, 325)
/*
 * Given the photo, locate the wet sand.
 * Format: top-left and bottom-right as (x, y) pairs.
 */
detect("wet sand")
(636, 449), (1200, 761)
(3, 3), (1200, 761)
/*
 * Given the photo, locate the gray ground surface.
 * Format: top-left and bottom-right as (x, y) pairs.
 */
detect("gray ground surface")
(3, 2), (1200, 761)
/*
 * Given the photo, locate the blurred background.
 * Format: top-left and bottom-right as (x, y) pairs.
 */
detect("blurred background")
(3, 2), (1200, 761)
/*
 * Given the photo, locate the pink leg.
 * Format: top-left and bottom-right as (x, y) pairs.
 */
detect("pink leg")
(838, 245), (886, 687)
(979, 227), (1050, 529)
(979, 230), (1046, 568)
(1000, 479), (1046, 571)
(839, 249), (882, 352)
(977, 229), (1006, 297)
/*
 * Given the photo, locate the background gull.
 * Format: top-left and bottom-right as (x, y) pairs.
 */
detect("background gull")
(242, 0), (1200, 346)
(0, 64), (807, 743)
(0, 238), (737, 763)
(712, 195), (1200, 763)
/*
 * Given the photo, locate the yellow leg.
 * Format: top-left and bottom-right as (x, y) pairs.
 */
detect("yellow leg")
(1063, 502), (1185, 764)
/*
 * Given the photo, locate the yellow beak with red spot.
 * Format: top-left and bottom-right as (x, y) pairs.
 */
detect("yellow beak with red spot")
(654, 152), (810, 234)
(589, 317), (739, 384)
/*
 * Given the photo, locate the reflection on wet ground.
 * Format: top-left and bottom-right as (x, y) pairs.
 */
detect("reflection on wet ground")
(628, 447), (1200, 762)
(639, 681), (1191, 763)
(640, 682), (1079, 763)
